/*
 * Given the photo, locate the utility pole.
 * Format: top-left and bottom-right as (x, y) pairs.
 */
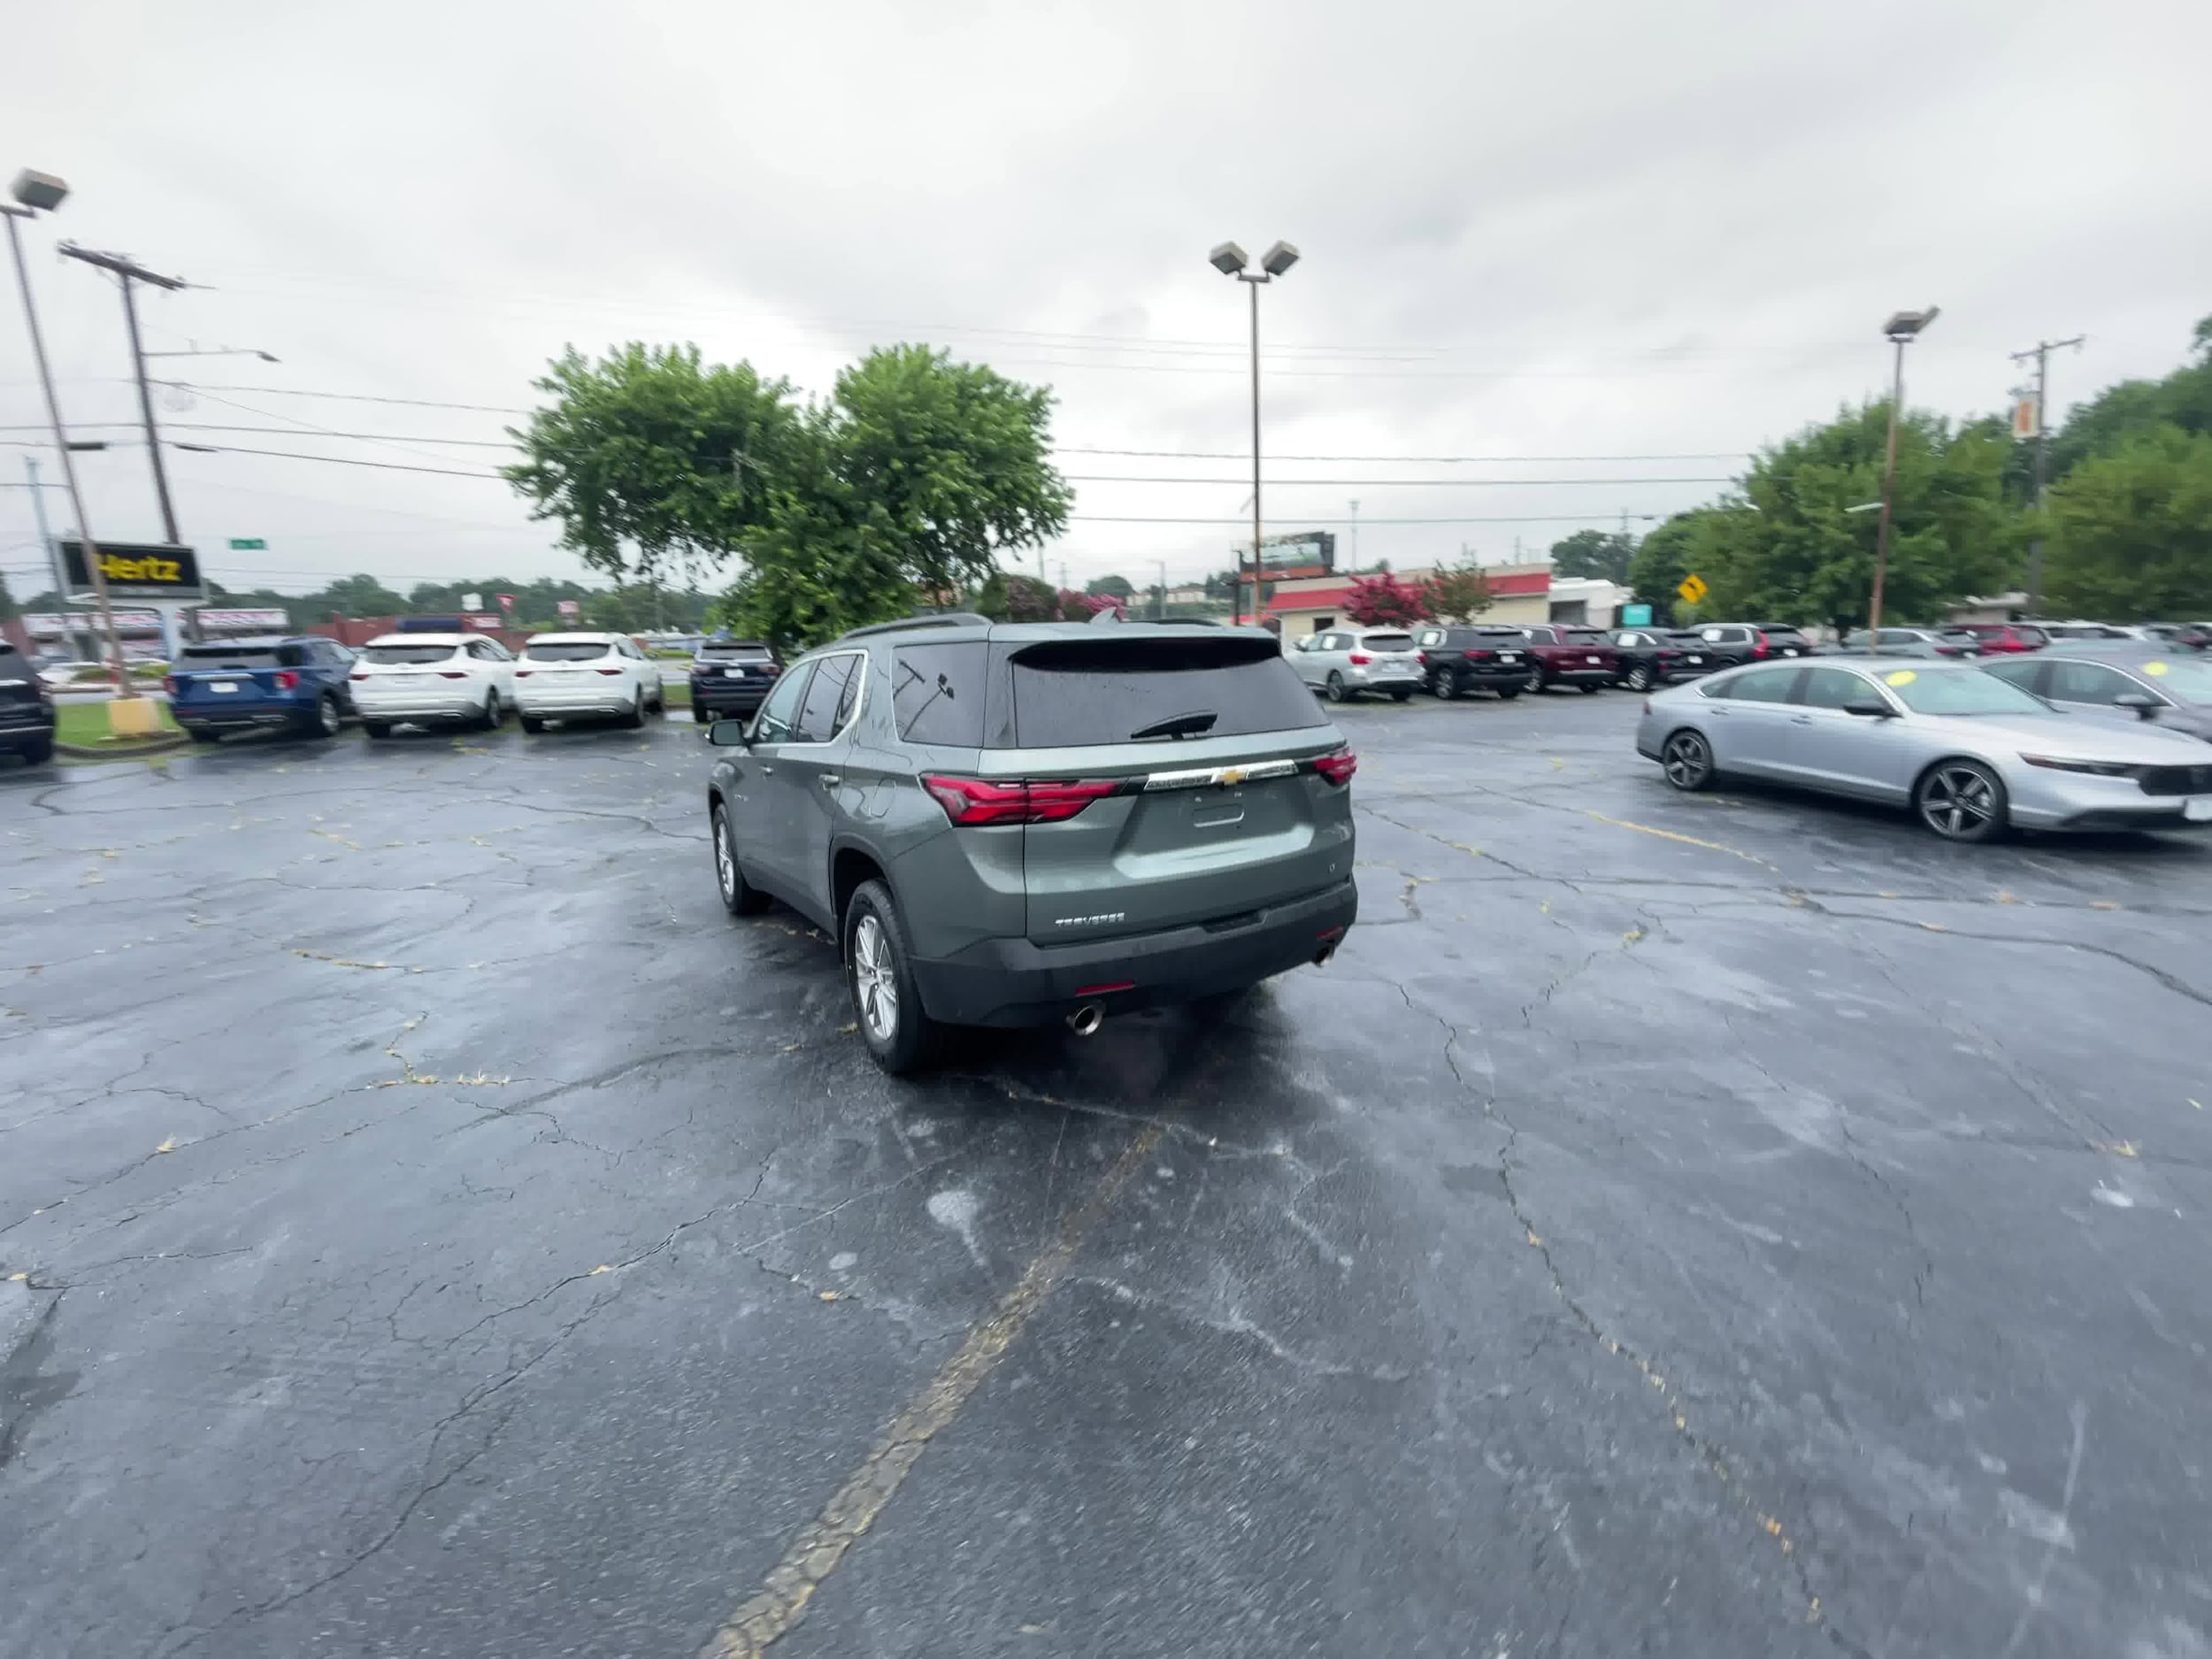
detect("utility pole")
(1157, 558), (1167, 621)
(2009, 334), (2085, 614)
(58, 243), (188, 546)
(1869, 308), (1939, 644)
(1348, 499), (1359, 572)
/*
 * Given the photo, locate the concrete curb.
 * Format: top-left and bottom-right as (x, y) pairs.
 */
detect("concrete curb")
(55, 733), (189, 759)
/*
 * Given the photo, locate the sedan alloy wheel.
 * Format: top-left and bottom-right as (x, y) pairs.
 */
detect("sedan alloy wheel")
(1916, 762), (2006, 841)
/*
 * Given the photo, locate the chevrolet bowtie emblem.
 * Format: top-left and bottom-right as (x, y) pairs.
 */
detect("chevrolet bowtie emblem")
(1218, 767), (1245, 787)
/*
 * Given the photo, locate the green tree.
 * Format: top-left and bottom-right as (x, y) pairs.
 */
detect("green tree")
(301, 573), (410, 622)
(505, 343), (802, 588)
(974, 571), (1065, 621)
(1699, 403), (2018, 628)
(1548, 528), (1635, 582)
(1085, 573), (1135, 601)
(0, 572), (16, 624)
(1626, 513), (1701, 623)
(2041, 426), (2212, 618)
(1421, 559), (1492, 621)
(2047, 316), (2212, 483)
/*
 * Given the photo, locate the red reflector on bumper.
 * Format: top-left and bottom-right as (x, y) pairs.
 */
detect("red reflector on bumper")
(1075, 980), (1135, 997)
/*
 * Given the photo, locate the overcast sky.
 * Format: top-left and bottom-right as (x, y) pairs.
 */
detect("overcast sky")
(4, 0), (2208, 603)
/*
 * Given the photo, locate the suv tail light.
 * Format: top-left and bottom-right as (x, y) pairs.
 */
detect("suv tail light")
(921, 774), (1121, 826)
(1416, 650), (1428, 666)
(595, 666), (624, 676)
(437, 671), (469, 680)
(1463, 649), (1494, 661)
(349, 671), (370, 681)
(273, 671), (299, 690)
(1751, 634), (1771, 658)
(1348, 652), (1372, 665)
(1312, 747), (1357, 787)
(162, 674), (178, 695)
(513, 668), (533, 678)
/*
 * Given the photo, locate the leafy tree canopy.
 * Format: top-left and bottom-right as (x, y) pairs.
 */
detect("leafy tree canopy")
(1548, 528), (1635, 582)
(2043, 425), (2212, 618)
(1085, 573), (1135, 600)
(1422, 559), (1493, 622)
(1342, 571), (1431, 627)
(2047, 315), (2212, 482)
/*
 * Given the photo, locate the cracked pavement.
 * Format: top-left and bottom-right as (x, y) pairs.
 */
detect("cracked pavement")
(4, 695), (2210, 1658)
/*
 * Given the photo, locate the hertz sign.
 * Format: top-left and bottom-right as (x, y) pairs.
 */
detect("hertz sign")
(59, 540), (205, 601)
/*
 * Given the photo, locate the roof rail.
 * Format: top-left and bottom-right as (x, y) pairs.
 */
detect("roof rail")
(836, 612), (993, 642)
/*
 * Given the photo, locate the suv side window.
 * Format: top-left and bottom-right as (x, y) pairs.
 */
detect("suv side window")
(751, 661), (813, 743)
(795, 651), (861, 742)
(893, 641), (987, 745)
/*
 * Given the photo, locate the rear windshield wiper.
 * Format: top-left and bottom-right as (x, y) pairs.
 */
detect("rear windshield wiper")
(1128, 710), (1218, 741)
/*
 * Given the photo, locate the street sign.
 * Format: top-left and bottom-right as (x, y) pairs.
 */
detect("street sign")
(227, 537), (266, 550)
(59, 540), (206, 601)
(496, 593), (517, 613)
(1621, 603), (1654, 626)
(557, 599), (581, 618)
(195, 607), (289, 631)
(2012, 397), (2039, 440)
(1677, 573), (1709, 606)
(462, 592), (482, 611)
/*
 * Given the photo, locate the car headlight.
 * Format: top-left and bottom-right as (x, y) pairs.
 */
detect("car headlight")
(2019, 755), (2144, 778)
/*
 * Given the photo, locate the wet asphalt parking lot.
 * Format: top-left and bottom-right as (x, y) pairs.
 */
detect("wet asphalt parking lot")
(4, 691), (2211, 1659)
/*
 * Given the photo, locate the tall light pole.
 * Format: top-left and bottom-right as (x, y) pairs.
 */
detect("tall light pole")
(1867, 306), (1939, 648)
(1210, 238), (1300, 626)
(2, 168), (135, 698)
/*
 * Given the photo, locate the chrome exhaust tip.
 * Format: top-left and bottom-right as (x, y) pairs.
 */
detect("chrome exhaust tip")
(1313, 942), (1338, 967)
(1066, 1002), (1105, 1037)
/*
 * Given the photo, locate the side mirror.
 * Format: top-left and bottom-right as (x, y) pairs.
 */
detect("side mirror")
(706, 718), (751, 747)
(2114, 692), (2159, 719)
(1843, 697), (1894, 718)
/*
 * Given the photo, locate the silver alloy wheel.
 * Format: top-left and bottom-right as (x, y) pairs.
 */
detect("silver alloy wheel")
(852, 914), (899, 1041)
(712, 807), (735, 900)
(1920, 764), (1999, 838)
(319, 695), (341, 735)
(1662, 731), (1711, 789)
(1325, 672), (1347, 703)
(1628, 664), (1653, 692)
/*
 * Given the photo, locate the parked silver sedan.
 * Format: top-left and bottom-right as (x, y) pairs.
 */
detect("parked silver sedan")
(1634, 658), (2212, 841)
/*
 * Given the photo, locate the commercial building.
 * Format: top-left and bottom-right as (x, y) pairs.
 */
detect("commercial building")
(1259, 564), (1555, 641)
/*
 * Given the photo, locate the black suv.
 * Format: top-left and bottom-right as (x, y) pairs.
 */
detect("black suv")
(1409, 624), (1533, 698)
(688, 638), (782, 724)
(1677, 622), (1812, 669)
(704, 614), (1358, 1072)
(0, 641), (57, 765)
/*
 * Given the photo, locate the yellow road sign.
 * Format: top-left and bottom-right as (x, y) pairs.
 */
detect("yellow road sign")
(1677, 573), (1709, 605)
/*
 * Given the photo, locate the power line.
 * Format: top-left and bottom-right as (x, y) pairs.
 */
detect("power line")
(153, 380), (529, 414)
(167, 442), (502, 479)
(1067, 512), (1662, 526)
(1063, 474), (1730, 487)
(1057, 446), (1750, 462)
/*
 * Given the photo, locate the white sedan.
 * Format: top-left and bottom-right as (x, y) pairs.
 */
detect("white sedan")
(349, 634), (517, 737)
(511, 633), (664, 731)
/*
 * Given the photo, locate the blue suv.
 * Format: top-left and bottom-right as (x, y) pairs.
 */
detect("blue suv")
(167, 636), (357, 743)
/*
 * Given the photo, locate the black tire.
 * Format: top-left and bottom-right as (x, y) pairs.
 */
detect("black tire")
(519, 714), (545, 734)
(188, 728), (222, 745)
(476, 690), (504, 732)
(1388, 687), (1413, 703)
(1496, 686), (1522, 701)
(1915, 759), (2008, 842)
(303, 692), (342, 739)
(1527, 669), (1549, 695)
(1435, 670), (1459, 701)
(20, 737), (54, 764)
(691, 703), (710, 725)
(363, 721), (392, 741)
(1625, 663), (1655, 693)
(711, 801), (772, 917)
(622, 691), (647, 729)
(1325, 672), (1348, 703)
(1580, 681), (1604, 695)
(1660, 728), (1717, 792)
(843, 878), (937, 1075)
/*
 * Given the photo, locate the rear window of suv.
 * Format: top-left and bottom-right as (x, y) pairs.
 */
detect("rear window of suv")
(1360, 632), (1417, 651)
(698, 642), (774, 663)
(178, 642), (309, 668)
(361, 644), (460, 664)
(1010, 635), (1327, 748)
(1562, 628), (1610, 645)
(521, 641), (612, 661)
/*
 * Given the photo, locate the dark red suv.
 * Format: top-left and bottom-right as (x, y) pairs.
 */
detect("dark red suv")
(1948, 623), (2048, 656)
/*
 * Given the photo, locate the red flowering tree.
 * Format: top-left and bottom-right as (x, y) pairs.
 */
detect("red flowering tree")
(1342, 571), (1432, 627)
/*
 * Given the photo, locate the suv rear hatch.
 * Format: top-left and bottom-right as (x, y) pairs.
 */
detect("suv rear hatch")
(987, 634), (1351, 947)
(169, 641), (311, 706)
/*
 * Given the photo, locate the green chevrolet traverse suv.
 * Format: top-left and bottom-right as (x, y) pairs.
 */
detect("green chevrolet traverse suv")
(704, 613), (1359, 1073)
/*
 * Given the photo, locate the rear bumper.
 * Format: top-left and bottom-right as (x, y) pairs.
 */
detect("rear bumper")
(516, 690), (635, 716)
(175, 699), (309, 730)
(691, 680), (769, 713)
(910, 879), (1360, 1027)
(0, 711), (55, 749)
(1543, 666), (1616, 685)
(353, 695), (480, 723)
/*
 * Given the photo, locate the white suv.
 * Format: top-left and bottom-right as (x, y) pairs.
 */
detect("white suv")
(349, 634), (517, 738)
(1290, 626), (1424, 703)
(512, 632), (664, 731)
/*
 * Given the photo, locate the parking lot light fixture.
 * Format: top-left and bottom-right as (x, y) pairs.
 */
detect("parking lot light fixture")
(1213, 237), (1301, 626)
(1867, 305), (1939, 649)
(4, 167), (136, 702)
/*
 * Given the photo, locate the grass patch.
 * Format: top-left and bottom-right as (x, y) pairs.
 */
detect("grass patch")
(54, 701), (180, 747)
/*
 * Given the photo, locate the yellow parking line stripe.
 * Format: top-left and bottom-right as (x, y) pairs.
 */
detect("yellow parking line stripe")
(1583, 810), (1777, 871)
(702, 1123), (1164, 1657)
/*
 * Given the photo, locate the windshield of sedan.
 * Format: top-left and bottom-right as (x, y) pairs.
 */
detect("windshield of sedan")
(1885, 668), (2049, 715)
